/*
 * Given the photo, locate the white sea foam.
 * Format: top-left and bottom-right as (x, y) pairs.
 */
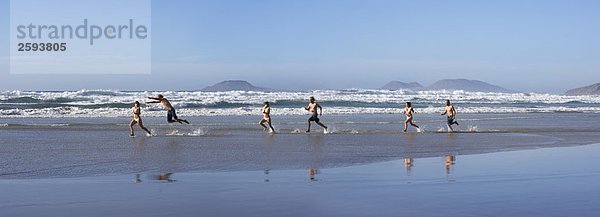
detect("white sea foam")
(165, 128), (207, 137)
(1, 89), (600, 118)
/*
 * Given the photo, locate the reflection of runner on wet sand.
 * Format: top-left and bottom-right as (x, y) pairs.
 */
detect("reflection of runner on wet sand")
(445, 155), (456, 175)
(309, 168), (319, 181)
(263, 170), (270, 182)
(132, 173), (176, 183)
(133, 173), (142, 183)
(305, 96), (328, 133)
(150, 172), (175, 182)
(404, 158), (414, 176)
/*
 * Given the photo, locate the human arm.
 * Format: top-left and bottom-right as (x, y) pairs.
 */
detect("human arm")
(318, 104), (323, 116)
(146, 97), (160, 104)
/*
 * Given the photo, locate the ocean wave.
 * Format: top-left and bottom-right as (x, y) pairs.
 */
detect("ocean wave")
(1, 89), (599, 117)
(1, 106), (600, 118)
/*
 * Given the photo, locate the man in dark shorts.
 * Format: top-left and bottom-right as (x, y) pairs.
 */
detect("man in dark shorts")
(304, 96), (328, 133)
(147, 94), (190, 124)
(441, 99), (459, 132)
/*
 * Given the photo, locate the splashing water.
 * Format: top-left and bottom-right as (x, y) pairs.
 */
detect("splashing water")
(164, 128), (206, 136)
(189, 128), (207, 136)
(166, 129), (180, 136)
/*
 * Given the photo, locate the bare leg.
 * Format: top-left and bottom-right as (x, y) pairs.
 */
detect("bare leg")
(267, 119), (275, 132)
(316, 121), (328, 130)
(410, 121), (419, 128)
(138, 119), (152, 135)
(447, 124), (454, 132)
(306, 121), (311, 132)
(259, 119), (268, 131)
(129, 120), (136, 136)
(176, 119), (190, 124)
(403, 120), (409, 132)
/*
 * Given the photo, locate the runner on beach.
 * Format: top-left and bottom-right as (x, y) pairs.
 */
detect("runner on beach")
(305, 96), (328, 133)
(402, 102), (420, 132)
(259, 101), (275, 133)
(147, 94), (190, 124)
(129, 101), (152, 137)
(441, 99), (459, 132)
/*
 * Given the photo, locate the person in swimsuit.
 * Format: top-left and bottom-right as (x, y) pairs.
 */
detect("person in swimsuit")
(402, 102), (420, 132)
(444, 155), (456, 175)
(441, 99), (459, 132)
(129, 101), (152, 137)
(259, 101), (275, 132)
(305, 96), (328, 132)
(147, 94), (190, 124)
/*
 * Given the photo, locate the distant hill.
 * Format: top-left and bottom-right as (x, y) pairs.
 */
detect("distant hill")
(427, 79), (511, 93)
(379, 81), (423, 90)
(202, 80), (272, 92)
(565, 82), (600, 96)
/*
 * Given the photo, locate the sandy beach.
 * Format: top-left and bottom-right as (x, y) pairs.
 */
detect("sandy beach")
(1, 113), (599, 178)
(1, 139), (599, 216)
(3, 0), (600, 215)
(2, 113), (600, 216)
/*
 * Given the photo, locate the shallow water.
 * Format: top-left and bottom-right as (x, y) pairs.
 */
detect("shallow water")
(1, 113), (600, 179)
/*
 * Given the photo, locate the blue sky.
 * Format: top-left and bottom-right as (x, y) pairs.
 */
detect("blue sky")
(1, 0), (599, 93)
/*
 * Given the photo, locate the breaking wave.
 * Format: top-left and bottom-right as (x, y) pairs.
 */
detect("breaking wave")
(1, 89), (599, 118)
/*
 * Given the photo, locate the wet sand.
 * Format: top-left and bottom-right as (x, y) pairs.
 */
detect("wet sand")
(1, 113), (600, 179)
(1, 143), (599, 217)
(2, 113), (600, 216)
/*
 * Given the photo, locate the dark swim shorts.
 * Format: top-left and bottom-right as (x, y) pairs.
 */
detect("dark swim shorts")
(447, 116), (456, 125)
(308, 113), (320, 122)
(167, 109), (178, 121)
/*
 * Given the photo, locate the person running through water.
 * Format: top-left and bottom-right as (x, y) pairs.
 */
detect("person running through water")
(259, 101), (275, 133)
(305, 96), (328, 133)
(129, 101), (153, 137)
(147, 94), (190, 124)
(441, 99), (459, 132)
(402, 102), (420, 132)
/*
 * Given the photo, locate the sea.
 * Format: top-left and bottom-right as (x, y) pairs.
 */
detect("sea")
(1, 89), (599, 118)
